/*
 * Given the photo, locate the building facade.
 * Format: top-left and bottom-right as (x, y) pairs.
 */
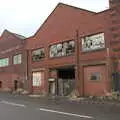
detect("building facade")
(26, 0), (120, 96)
(0, 0), (120, 96)
(0, 30), (27, 92)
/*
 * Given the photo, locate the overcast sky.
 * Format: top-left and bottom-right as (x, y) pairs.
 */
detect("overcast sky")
(0, 0), (109, 37)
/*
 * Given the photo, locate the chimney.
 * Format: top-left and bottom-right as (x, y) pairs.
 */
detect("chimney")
(109, 0), (120, 43)
(109, 0), (120, 8)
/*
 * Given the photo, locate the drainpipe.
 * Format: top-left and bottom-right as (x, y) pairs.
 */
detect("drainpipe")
(75, 30), (81, 97)
(25, 49), (29, 91)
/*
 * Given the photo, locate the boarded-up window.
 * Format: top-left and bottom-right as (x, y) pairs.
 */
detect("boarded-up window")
(13, 54), (22, 64)
(32, 72), (42, 86)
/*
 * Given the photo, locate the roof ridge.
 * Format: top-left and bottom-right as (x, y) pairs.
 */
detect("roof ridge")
(34, 2), (96, 37)
(1, 29), (26, 40)
(58, 2), (96, 13)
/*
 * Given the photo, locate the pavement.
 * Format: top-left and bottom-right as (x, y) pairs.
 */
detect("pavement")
(0, 92), (120, 120)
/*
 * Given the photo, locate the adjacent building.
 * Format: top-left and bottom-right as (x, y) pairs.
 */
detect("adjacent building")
(0, 30), (27, 91)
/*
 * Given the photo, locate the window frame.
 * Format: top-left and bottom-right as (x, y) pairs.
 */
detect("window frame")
(0, 57), (9, 67)
(49, 40), (75, 58)
(89, 72), (101, 82)
(13, 54), (22, 65)
(82, 32), (105, 52)
(32, 48), (45, 62)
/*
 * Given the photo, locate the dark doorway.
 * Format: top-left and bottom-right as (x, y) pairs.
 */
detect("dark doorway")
(14, 80), (18, 90)
(48, 81), (56, 95)
(58, 68), (75, 79)
(112, 72), (120, 91)
(0, 81), (2, 88)
(57, 67), (75, 96)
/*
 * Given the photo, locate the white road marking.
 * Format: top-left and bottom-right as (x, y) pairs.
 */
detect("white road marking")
(1, 100), (26, 108)
(39, 108), (93, 119)
(0, 100), (93, 119)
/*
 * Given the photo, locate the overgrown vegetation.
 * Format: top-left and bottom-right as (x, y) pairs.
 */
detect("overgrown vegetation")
(68, 89), (120, 102)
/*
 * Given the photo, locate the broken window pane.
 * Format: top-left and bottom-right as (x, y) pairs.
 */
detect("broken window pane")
(32, 48), (45, 62)
(50, 40), (75, 58)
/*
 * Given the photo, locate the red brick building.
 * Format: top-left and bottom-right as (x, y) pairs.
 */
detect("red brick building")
(0, 0), (120, 96)
(26, 0), (119, 96)
(0, 30), (27, 91)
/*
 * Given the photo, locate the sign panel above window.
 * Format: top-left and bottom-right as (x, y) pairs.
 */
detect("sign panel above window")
(82, 33), (105, 52)
(50, 40), (75, 58)
(32, 48), (45, 62)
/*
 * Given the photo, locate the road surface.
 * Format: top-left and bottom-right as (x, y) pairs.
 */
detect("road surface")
(0, 93), (120, 120)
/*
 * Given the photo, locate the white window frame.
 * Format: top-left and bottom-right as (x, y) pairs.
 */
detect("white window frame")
(32, 72), (42, 86)
(13, 54), (22, 65)
(0, 58), (9, 67)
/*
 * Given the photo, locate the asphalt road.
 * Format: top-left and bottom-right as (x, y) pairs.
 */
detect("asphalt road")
(0, 93), (120, 120)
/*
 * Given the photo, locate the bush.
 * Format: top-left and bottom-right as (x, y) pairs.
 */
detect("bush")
(101, 91), (120, 101)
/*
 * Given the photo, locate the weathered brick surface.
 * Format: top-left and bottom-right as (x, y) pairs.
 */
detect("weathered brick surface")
(0, 30), (27, 91)
(1, 1), (120, 96)
(26, 3), (112, 95)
